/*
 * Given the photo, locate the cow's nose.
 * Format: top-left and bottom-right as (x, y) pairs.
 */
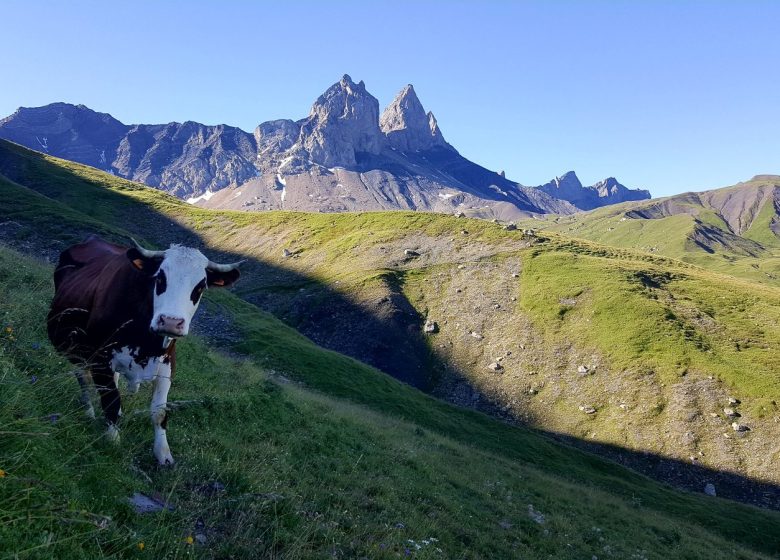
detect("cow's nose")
(156, 315), (185, 335)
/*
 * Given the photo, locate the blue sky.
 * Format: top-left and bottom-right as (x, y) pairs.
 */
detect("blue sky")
(1, 1), (778, 197)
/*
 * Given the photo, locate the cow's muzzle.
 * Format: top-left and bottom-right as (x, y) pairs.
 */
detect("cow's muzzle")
(152, 315), (187, 337)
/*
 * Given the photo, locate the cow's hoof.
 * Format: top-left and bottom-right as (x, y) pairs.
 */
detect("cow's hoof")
(106, 424), (120, 443)
(154, 444), (175, 466)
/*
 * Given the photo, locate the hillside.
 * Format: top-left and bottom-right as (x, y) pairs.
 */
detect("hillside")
(1, 149), (780, 559)
(523, 176), (780, 286)
(2, 138), (780, 510)
(0, 76), (650, 217)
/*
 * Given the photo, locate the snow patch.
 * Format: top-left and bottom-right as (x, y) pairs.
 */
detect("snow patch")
(186, 190), (215, 204)
(437, 193), (455, 200)
(488, 184), (508, 197)
(278, 156), (294, 170)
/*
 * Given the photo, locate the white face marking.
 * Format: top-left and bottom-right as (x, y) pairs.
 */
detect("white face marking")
(150, 245), (209, 336)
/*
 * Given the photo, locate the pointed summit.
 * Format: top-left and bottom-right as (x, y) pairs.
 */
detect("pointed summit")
(298, 75), (384, 168)
(380, 85), (450, 152)
(427, 111), (447, 146)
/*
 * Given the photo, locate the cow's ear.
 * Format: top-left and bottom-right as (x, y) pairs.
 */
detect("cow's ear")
(206, 267), (240, 288)
(126, 248), (163, 275)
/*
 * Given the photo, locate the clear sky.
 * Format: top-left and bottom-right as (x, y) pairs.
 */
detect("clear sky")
(1, 1), (778, 197)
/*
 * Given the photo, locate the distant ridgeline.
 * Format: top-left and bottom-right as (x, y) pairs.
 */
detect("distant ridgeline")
(0, 75), (649, 218)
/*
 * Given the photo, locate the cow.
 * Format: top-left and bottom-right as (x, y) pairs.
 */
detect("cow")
(47, 236), (241, 465)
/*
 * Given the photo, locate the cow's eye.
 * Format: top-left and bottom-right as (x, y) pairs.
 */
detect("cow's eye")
(190, 278), (207, 305)
(155, 270), (167, 295)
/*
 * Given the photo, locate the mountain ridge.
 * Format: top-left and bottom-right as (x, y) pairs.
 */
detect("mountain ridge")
(0, 76), (650, 216)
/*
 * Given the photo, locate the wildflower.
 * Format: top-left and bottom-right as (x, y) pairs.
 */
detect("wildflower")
(184, 535), (194, 545)
(30, 375), (38, 384)
(137, 542), (145, 551)
(5, 326), (12, 333)
(0, 469), (6, 478)
(31, 342), (41, 350)
(50, 414), (60, 424)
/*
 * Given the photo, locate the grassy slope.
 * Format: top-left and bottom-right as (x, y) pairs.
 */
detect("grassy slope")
(521, 178), (780, 286)
(2, 141), (780, 556)
(1, 234), (779, 560)
(6, 143), (779, 404)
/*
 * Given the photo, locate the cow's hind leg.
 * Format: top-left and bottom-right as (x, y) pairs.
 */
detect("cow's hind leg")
(92, 364), (122, 442)
(151, 361), (174, 465)
(74, 369), (95, 419)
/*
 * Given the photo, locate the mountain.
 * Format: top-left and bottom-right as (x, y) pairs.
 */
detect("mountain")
(3, 139), (780, 519)
(0, 75), (650, 217)
(536, 170), (652, 210)
(524, 175), (780, 285)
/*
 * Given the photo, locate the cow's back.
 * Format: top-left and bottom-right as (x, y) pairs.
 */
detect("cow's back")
(48, 237), (131, 361)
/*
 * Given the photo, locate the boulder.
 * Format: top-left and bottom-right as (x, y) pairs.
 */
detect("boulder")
(424, 321), (438, 334)
(704, 483), (717, 497)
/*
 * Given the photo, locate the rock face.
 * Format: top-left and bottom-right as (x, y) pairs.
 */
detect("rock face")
(536, 171), (651, 210)
(297, 74), (384, 168)
(0, 103), (259, 198)
(0, 76), (650, 215)
(380, 84), (451, 152)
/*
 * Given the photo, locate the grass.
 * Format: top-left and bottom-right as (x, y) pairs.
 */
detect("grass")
(519, 248), (780, 402)
(2, 243), (780, 559)
(3, 140), (780, 556)
(518, 177), (780, 286)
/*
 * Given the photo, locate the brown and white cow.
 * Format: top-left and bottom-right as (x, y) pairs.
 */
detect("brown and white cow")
(47, 236), (241, 465)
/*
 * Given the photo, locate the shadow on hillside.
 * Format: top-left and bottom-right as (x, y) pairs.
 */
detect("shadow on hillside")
(2, 144), (780, 514)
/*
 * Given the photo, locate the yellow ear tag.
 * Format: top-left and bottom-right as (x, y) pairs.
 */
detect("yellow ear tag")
(132, 258), (145, 270)
(211, 279), (225, 286)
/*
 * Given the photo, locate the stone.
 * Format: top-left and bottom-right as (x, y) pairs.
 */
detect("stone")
(731, 422), (750, 432)
(282, 248), (292, 258)
(128, 492), (174, 514)
(579, 405), (597, 414)
(728, 397), (741, 405)
(504, 223), (517, 231)
(527, 505), (545, 524)
(577, 365), (590, 375)
(723, 408), (740, 418)
(470, 331), (484, 340)
(487, 362), (503, 372)
(703, 483), (716, 497)
(404, 249), (420, 257)
(424, 321), (438, 334)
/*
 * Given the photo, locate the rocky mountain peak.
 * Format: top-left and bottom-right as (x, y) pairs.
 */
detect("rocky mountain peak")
(297, 75), (384, 168)
(427, 111), (447, 146)
(557, 170), (582, 184)
(536, 171), (650, 210)
(380, 85), (450, 152)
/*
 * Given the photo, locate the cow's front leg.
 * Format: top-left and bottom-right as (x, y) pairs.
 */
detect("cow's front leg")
(74, 369), (95, 419)
(92, 364), (122, 442)
(151, 361), (174, 465)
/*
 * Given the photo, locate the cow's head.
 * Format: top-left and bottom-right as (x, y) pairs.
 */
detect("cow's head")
(128, 239), (242, 337)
